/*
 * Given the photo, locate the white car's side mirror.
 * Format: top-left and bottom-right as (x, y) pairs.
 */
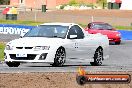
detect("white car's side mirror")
(69, 35), (77, 39)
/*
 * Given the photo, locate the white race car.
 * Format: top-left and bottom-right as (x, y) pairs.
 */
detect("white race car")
(4, 23), (109, 67)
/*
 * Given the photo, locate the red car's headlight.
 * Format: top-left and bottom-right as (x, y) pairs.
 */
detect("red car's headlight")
(116, 33), (121, 37)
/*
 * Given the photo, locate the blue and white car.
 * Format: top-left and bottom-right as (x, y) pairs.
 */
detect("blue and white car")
(4, 23), (109, 67)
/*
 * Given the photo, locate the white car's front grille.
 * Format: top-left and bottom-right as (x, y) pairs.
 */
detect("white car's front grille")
(16, 47), (33, 49)
(16, 47), (23, 49)
(25, 47), (33, 49)
(10, 54), (36, 60)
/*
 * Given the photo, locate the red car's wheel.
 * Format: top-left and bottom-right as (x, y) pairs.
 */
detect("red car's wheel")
(115, 41), (121, 45)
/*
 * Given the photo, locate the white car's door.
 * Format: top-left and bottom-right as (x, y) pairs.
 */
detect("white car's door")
(73, 25), (96, 61)
(70, 25), (98, 62)
(77, 37), (97, 61)
(65, 25), (89, 62)
(65, 39), (78, 59)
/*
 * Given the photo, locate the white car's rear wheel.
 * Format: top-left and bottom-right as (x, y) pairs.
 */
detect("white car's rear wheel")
(6, 62), (20, 67)
(90, 48), (103, 66)
(52, 47), (66, 67)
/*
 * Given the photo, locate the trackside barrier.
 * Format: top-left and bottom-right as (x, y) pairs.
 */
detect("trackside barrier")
(0, 24), (132, 40)
(118, 30), (132, 40)
(0, 24), (35, 36)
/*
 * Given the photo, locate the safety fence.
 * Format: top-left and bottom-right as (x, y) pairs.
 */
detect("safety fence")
(0, 24), (132, 40)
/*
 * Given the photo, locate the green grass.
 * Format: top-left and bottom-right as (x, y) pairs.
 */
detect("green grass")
(78, 23), (87, 28)
(0, 20), (43, 26)
(114, 25), (132, 30)
(0, 42), (5, 61)
(0, 19), (132, 30)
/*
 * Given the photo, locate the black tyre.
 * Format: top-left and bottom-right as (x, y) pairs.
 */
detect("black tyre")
(115, 41), (121, 45)
(6, 62), (20, 67)
(76, 76), (87, 85)
(90, 48), (103, 66)
(52, 47), (66, 67)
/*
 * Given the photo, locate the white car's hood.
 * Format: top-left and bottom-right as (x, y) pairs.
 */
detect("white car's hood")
(8, 37), (64, 47)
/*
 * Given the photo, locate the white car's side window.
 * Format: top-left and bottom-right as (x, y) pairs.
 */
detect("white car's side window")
(74, 25), (84, 39)
(67, 26), (77, 39)
(67, 25), (84, 39)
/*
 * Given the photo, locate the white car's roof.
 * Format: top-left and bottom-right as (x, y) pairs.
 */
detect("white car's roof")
(40, 22), (77, 26)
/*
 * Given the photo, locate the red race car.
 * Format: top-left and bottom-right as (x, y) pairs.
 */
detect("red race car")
(85, 22), (121, 44)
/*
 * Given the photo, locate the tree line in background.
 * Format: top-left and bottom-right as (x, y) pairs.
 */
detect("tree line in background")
(68, 0), (107, 9)
(0, 0), (10, 5)
(97, 0), (107, 9)
(0, 0), (107, 8)
(60, 0), (107, 9)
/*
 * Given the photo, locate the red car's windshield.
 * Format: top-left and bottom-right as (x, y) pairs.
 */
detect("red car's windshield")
(91, 24), (113, 30)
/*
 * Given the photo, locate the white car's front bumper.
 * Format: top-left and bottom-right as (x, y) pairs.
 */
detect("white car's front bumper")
(4, 49), (55, 63)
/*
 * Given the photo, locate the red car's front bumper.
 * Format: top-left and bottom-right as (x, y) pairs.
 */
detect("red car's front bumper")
(109, 37), (121, 43)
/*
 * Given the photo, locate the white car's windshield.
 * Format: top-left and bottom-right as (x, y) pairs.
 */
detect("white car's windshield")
(24, 25), (68, 38)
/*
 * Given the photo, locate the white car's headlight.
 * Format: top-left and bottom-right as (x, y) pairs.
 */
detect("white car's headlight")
(34, 46), (50, 51)
(6, 45), (13, 50)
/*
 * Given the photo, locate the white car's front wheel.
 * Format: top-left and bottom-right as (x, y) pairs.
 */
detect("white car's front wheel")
(90, 48), (103, 66)
(52, 47), (66, 67)
(6, 62), (20, 67)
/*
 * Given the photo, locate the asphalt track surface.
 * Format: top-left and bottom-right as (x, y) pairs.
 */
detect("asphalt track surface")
(0, 34), (132, 73)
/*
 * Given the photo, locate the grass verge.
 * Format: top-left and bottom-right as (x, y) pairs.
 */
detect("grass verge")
(0, 42), (5, 61)
(0, 20), (43, 26)
(114, 25), (132, 30)
(0, 19), (132, 30)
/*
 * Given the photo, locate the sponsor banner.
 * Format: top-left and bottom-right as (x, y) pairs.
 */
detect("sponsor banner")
(0, 24), (35, 36)
(76, 74), (131, 84)
(76, 67), (131, 85)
